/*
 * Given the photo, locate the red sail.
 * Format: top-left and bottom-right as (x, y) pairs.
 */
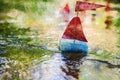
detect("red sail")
(63, 3), (70, 14)
(62, 17), (87, 42)
(75, 1), (106, 11)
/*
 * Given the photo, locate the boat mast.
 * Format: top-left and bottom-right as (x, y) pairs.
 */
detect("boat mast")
(74, 11), (79, 44)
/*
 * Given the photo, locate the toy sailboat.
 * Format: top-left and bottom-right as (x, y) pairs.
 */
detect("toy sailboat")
(59, 1), (105, 55)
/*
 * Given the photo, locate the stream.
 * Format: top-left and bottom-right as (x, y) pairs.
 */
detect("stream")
(0, 0), (120, 80)
(27, 52), (120, 80)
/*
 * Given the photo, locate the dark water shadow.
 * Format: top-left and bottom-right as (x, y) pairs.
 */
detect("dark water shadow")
(86, 59), (120, 68)
(60, 52), (86, 80)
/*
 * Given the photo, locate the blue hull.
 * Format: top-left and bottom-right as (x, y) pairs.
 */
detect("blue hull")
(59, 39), (88, 55)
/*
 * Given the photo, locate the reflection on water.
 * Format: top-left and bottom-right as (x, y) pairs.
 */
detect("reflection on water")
(80, 59), (120, 80)
(28, 52), (120, 80)
(28, 53), (85, 80)
(61, 52), (85, 80)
